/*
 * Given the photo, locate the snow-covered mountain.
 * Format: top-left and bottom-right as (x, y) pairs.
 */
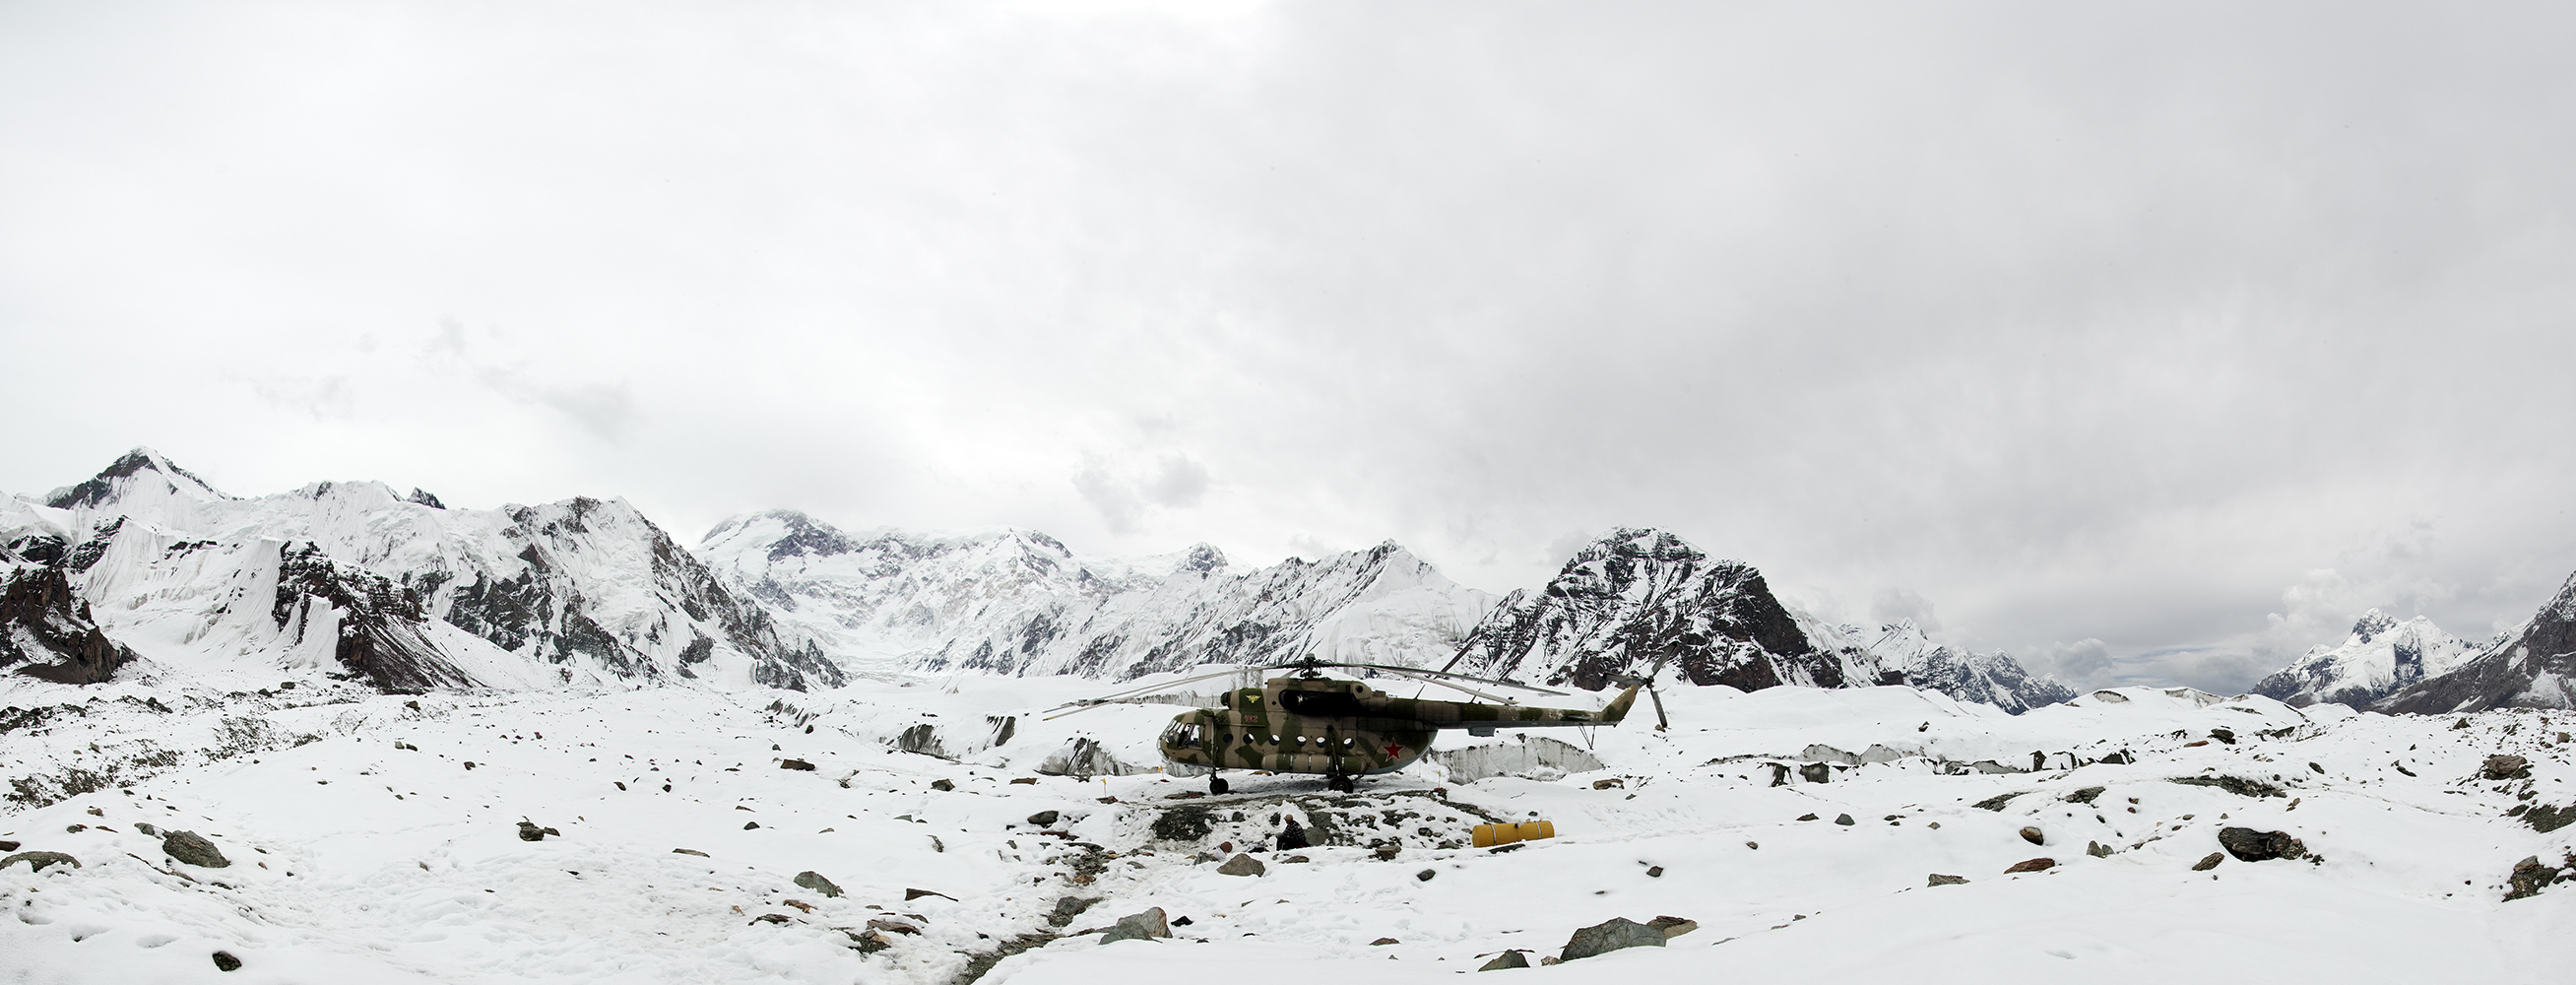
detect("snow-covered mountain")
(1, 450), (841, 691)
(1447, 528), (2074, 712)
(2377, 569), (2576, 713)
(696, 509), (1491, 678)
(1861, 620), (2075, 714)
(2248, 609), (2481, 709)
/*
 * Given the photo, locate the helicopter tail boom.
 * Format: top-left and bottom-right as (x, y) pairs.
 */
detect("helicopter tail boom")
(1601, 683), (1642, 724)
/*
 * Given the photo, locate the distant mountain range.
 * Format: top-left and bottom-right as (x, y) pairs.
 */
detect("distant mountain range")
(5, 449), (2568, 714)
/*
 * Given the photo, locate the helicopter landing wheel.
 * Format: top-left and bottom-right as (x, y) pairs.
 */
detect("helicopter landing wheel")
(1326, 773), (1355, 793)
(1209, 775), (1230, 795)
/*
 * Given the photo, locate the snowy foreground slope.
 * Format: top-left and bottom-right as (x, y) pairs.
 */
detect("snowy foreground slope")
(5, 674), (2570, 984)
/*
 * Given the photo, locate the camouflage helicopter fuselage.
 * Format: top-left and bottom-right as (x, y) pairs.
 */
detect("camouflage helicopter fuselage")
(1158, 675), (1641, 777)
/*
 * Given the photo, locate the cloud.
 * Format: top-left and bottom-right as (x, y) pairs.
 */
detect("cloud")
(1869, 588), (1942, 634)
(1074, 453), (1212, 534)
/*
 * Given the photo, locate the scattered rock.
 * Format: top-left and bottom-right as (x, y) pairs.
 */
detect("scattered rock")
(212, 951), (241, 972)
(1217, 854), (1265, 877)
(931, 779), (955, 791)
(2192, 852), (2224, 871)
(2309, 762), (2326, 774)
(1028, 811), (1062, 826)
(1099, 907), (1171, 945)
(1560, 917), (1665, 961)
(1927, 874), (1968, 886)
(0, 851), (80, 873)
(2064, 787), (2105, 805)
(1796, 813), (1819, 821)
(1645, 865), (1664, 878)
(1540, 956), (1562, 966)
(794, 871), (844, 897)
(751, 913), (793, 925)
(1048, 896), (1101, 927)
(906, 887), (956, 901)
(2482, 755), (2533, 780)
(1479, 951), (1532, 971)
(1834, 814), (1855, 826)
(780, 758), (815, 771)
(743, 821), (759, 830)
(162, 830), (229, 869)
(517, 821), (556, 842)
(64, 824), (85, 833)
(1417, 868), (1438, 882)
(1374, 844), (1402, 861)
(2003, 858), (2055, 874)
(2208, 728), (2236, 745)
(1970, 793), (2022, 812)
(2020, 826), (2044, 845)
(0, 840), (16, 852)
(2087, 841), (2112, 858)
(673, 848), (709, 857)
(1279, 854), (1310, 863)
(1800, 762), (1833, 784)
(2217, 827), (2307, 863)
(1592, 778), (1625, 790)
(1645, 916), (1698, 938)
(1011, 777), (1039, 785)
(868, 917), (922, 936)
(2523, 803), (2573, 834)
(2167, 775), (2285, 798)
(463, 761), (475, 770)
(2505, 856), (2559, 900)
(1370, 937), (1400, 946)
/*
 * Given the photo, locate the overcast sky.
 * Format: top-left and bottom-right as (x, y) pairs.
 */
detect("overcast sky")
(5, 2), (2573, 692)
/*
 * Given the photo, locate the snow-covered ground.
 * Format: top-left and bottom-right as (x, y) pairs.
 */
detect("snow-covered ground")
(4, 673), (2571, 983)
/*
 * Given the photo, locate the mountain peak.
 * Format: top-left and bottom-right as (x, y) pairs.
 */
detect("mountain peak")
(2351, 608), (2399, 643)
(44, 447), (230, 509)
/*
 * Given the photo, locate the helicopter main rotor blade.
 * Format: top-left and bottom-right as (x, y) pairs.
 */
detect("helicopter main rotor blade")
(1303, 661), (1572, 696)
(1041, 665), (1262, 720)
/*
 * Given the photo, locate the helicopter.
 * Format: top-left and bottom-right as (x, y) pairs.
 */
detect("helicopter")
(1045, 656), (1663, 793)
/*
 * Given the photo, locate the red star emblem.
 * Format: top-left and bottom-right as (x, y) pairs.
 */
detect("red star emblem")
(1382, 742), (1405, 757)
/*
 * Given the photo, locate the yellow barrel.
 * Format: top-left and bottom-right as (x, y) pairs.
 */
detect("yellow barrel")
(1471, 821), (1556, 847)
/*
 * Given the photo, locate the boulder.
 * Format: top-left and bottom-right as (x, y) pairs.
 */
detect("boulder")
(1216, 853), (1265, 877)
(2482, 755), (2533, 780)
(2003, 857), (2054, 874)
(162, 830), (229, 869)
(1927, 874), (1968, 886)
(2505, 856), (2559, 900)
(1099, 907), (1170, 945)
(794, 871), (844, 897)
(1370, 937), (1399, 946)
(1027, 811), (1061, 826)
(780, 758), (815, 771)
(1833, 814), (1855, 825)
(212, 951), (241, 972)
(1560, 917), (1665, 961)
(1049, 896), (1101, 927)
(0, 851), (80, 873)
(2192, 852), (2224, 871)
(1479, 951), (1532, 971)
(2087, 841), (2112, 858)
(2217, 827), (2307, 863)
(2019, 826), (2044, 845)
(1645, 916), (1698, 938)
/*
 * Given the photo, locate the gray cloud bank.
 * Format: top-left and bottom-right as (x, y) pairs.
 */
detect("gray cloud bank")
(3, 2), (2572, 692)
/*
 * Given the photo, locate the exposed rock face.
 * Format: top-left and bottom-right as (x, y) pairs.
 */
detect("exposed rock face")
(2253, 610), (2479, 709)
(1453, 529), (1870, 692)
(5, 449), (843, 693)
(1864, 621), (2072, 714)
(1450, 529), (2071, 712)
(2377, 569), (2576, 713)
(698, 510), (1490, 679)
(0, 561), (133, 684)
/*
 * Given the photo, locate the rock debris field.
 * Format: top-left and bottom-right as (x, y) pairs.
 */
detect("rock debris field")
(3, 674), (2572, 984)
